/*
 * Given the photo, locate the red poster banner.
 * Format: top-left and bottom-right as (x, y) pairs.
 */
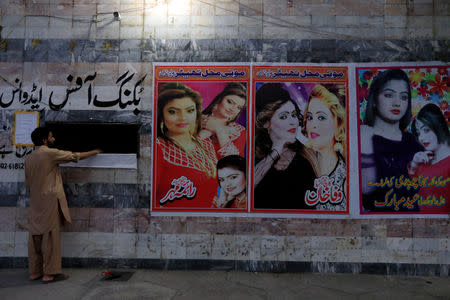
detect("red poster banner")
(152, 65), (250, 212)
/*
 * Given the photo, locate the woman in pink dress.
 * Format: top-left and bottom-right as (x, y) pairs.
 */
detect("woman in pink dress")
(199, 83), (247, 158)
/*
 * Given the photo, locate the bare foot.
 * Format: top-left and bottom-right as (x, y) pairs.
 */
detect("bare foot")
(29, 273), (43, 280)
(42, 274), (69, 283)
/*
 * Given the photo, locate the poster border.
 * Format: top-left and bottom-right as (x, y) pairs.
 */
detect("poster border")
(152, 63), (251, 213)
(355, 63), (450, 215)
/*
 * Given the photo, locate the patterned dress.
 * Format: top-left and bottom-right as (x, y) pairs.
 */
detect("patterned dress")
(155, 137), (218, 209)
(315, 153), (347, 211)
(213, 122), (246, 158)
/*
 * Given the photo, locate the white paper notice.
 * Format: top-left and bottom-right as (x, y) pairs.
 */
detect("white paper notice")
(14, 112), (38, 146)
(60, 153), (137, 169)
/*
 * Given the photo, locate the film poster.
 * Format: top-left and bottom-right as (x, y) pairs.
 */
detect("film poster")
(152, 65), (250, 212)
(357, 65), (449, 214)
(251, 65), (349, 213)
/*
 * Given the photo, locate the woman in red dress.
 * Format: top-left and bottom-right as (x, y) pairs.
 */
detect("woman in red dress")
(199, 83), (247, 158)
(409, 103), (450, 213)
(155, 83), (218, 209)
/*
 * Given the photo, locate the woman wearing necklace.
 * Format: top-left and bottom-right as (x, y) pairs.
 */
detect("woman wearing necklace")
(303, 84), (347, 211)
(199, 83), (247, 158)
(360, 69), (423, 212)
(155, 83), (218, 209)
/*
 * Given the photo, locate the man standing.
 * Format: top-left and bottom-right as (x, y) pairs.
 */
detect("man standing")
(25, 127), (101, 283)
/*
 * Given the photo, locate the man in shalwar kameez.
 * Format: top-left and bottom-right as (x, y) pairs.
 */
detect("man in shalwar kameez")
(25, 127), (101, 283)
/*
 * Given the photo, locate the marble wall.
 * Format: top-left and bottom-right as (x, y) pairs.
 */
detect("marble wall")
(0, 0), (449, 275)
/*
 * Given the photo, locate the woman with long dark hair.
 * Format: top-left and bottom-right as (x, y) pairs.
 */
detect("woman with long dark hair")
(213, 155), (247, 209)
(253, 83), (316, 209)
(409, 103), (450, 213)
(360, 69), (423, 212)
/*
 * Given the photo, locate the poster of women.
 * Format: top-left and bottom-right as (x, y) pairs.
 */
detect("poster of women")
(251, 65), (349, 213)
(152, 65), (250, 212)
(357, 65), (450, 214)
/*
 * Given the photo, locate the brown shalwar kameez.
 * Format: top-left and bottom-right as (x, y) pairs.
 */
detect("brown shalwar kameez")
(25, 146), (79, 276)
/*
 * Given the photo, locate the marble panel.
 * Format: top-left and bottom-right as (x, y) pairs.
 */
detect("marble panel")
(336, 237), (361, 250)
(4, 39), (24, 62)
(439, 251), (450, 264)
(387, 237), (413, 251)
(361, 237), (387, 250)
(48, 39), (72, 63)
(211, 234), (235, 260)
(120, 26), (144, 40)
(311, 250), (337, 262)
(335, 249), (362, 263)
(412, 238), (439, 252)
(260, 236), (286, 261)
(161, 234), (187, 259)
(113, 232), (138, 258)
(335, 220), (362, 237)
(23, 39), (48, 62)
(285, 236), (312, 262)
(136, 233), (161, 259)
(361, 249), (390, 263)
(0, 232), (15, 256)
(435, 16), (450, 39)
(186, 234), (212, 259)
(114, 195), (139, 209)
(1, 1), (25, 15)
(89, 207), (114, 232)
(412, 250), (440, 264)
(387, 250), (415, 263)
(235, 235), (261, 260)
(25, 16), (49, 40)
(84, 232), (113, 258)
(386, 219), (413, 238)
(439, 238), (450, 251)
(14, 207), (28, 232)
(61, 231), (90, 257)
(311, 236), (337, 250)
(14, 231), (28, 257)
(48, 18), (73, 39)
(70, 40), (96, 63)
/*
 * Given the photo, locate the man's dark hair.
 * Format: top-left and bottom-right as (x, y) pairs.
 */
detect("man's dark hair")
(31, 127), (50, 146)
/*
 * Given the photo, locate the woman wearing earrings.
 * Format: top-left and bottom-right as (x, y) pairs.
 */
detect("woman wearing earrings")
(409, 103), (450, 213)
(253, 83), (316, 209)
(213, 155), (247, 209)
(303, 84), (347, 211)
(360, 69), (423, 212)
(155, 83), (218, 208)
(199, 83), (247, 158)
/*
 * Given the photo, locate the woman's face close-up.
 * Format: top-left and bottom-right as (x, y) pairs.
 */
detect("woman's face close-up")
(216, 95), (246, 120)
(415, 119), (439, 152)
(267, 101), (299, 144)
(163, 96), (197, 137)
(376, 79), (409, 123)
(218, 166), (246, 197)
(305, 98), (336, 151)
